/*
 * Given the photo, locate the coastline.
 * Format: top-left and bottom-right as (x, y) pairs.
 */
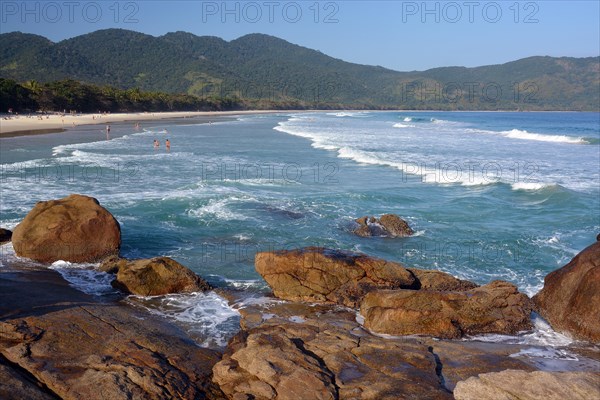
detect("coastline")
(0, 110), (295, 138)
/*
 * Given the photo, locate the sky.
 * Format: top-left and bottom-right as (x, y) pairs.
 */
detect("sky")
(1, 0), (599, 71)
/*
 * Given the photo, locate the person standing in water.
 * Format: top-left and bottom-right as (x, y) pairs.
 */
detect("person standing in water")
(153, 139), (159, 149)
(165, 139), (171, 151)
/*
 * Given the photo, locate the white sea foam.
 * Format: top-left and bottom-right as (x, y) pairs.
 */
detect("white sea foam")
(49, 260), (115, 296)
(392, 123), (415, 128)
(128, 291), (241, 348)
(186, 197), (255, 221)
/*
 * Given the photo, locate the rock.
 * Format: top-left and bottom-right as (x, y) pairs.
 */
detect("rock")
(453, 370), (600, 400)
(407, 268), (478, 291)
(213, 300), (454, 400)
(255, 247), (416, 308)
(533, 241), (600, 342)
(0, 228), (12, 244)
(11, 194), (120, 263)
(0, 358), (56, 400)
(0, 268), (224, 400)
(99, 255), (129, 274)
(361, 280), (533, 338)
(111, 257), (212, 296)
(353, 214), (413, 237)
(215, 290), (572, 400)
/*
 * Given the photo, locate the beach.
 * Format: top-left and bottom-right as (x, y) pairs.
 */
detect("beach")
(0, 110), (289, 137)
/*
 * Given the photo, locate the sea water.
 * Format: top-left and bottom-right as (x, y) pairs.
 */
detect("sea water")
(1, 111), (599, 348)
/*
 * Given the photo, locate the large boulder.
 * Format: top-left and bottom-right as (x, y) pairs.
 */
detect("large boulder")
(106, 256), (212, 296)
(11, 194), (120, 263)
(0, 228), (12, 244)
(454, 370), (600, 400)
(533, 241), (600, 342)
(361, 280), (533, 338)
(353, 214), (414, 237)
(255, 247), (416, 308)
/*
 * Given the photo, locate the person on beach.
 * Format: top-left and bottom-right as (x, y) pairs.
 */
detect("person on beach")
(165, 139), (171, 151)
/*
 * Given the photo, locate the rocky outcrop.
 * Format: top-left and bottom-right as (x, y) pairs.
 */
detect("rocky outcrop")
(0, 228), (12, 244)
(533, 241), (600, 343)
(213, 299), (454, 400)
(255, 247), (416, 308)
(102, 256), (212, 296)
(454, 370), (600, 400)
(353, 214), (414, 237)
(0, 268), (224, 400)
(213, 290), (579, 400)
(361, 281), (533, 338)
(11, 194), (120, 263)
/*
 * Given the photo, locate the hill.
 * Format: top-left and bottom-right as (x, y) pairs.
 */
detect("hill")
(1, 29), (598, 110)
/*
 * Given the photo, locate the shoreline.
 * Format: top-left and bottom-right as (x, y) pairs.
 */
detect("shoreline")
(0, 110), (298, 138)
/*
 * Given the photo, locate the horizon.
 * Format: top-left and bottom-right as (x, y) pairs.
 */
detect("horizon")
(3, 27), (599, 74)
(1, 1), (598, 71)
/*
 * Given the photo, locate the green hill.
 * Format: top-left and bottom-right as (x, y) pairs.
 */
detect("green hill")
(1, 29), (598, 110)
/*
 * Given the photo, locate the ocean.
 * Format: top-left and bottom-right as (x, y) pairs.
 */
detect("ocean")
(1, 111), (599, 348)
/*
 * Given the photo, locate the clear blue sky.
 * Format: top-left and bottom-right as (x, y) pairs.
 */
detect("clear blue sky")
(1, 1), (598, 71)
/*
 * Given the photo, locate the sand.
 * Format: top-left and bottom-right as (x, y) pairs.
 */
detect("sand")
(0, 110), (290, 137)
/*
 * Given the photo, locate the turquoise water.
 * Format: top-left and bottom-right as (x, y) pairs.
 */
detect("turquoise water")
(1, 111), (599, 346)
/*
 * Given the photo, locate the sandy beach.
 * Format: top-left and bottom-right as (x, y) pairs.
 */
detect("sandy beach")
(0, 110), (289, 137)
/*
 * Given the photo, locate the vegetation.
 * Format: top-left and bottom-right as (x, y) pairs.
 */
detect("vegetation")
(1, 29), (598, 111)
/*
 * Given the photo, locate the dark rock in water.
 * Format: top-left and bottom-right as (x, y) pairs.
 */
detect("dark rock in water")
(110, 256), (212, 296)
(533, 241), (600, 343)
(597, 233), (600, 241)
(454, 370), (600, 400)
(255, 247), (416, 308)
(11, 194), (121, 263)
(264, 205), (304, 220)
(361, 280), (533, 339)
(353, 214), (413, 237)
(0, 228), (12, 244)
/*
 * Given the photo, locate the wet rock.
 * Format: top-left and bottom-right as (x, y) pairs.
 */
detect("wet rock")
(255, 247), (416, 308)
(454, 369), (600, 400)
(353, 214), (413, 237)
(110, 256), (212, 296)
(12, 194), (120, 263)
(361, 281), (533, 338)
(533, 241), (600, 343)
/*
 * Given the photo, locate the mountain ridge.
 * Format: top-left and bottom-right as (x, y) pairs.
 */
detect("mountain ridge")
(1, 29), (598, 110)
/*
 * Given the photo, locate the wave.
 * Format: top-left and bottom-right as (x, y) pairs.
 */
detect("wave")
(326, 112), (370, 118)
(392, 123), (415, 129)
(502, 129), (588, 144)
(511, 182), (560, 191)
